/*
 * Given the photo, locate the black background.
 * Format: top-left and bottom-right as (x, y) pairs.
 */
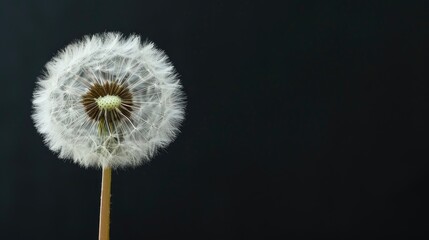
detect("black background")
(1, 0), (429, 239)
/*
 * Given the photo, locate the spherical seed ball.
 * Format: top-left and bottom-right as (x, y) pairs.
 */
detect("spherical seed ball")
(32, 32), (186, 169)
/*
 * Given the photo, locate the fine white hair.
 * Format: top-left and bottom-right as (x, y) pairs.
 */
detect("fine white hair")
(32, 32), (185, 169)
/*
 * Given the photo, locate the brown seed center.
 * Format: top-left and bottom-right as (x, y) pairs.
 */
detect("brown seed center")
(81, 81), (133, 124)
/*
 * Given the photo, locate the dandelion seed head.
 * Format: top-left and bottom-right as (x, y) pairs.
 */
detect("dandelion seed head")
(32, 32), (185, 169)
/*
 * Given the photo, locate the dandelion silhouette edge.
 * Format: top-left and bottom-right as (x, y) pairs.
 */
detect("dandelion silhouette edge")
(32, 32), (186, 169)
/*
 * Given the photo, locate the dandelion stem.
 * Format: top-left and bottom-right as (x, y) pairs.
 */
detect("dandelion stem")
(98, 167), (112, 240)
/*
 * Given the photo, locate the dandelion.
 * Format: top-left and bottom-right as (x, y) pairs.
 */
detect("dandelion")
(32, 32), (185, 168)
(32, 32), (185, 239)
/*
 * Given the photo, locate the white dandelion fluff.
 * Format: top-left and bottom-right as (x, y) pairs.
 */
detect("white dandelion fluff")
(32, 32), (185, 169)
